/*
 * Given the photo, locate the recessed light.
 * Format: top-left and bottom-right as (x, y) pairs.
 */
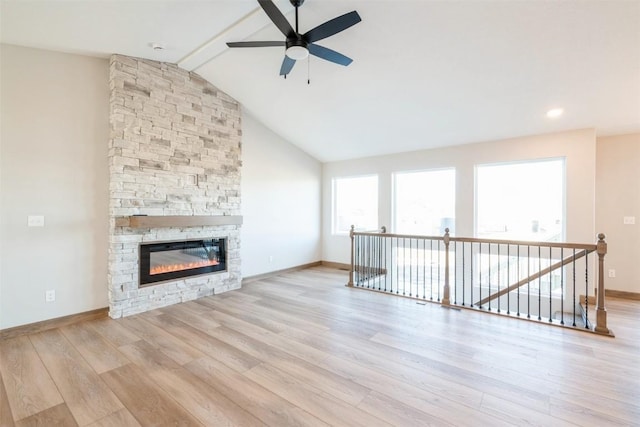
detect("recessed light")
(150, 43), (165, 51)
(546, 108), (564, 118)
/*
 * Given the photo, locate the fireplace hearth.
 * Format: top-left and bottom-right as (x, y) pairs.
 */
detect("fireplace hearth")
(139, 238), (227, 286)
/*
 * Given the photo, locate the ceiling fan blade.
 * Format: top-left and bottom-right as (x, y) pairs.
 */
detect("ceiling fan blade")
(303, 11), (361, 43)
(279, 56), (296, 76)
(258, 0), (295, 38)
(308, 44), (353, 66)
(226, 41), (285, 48)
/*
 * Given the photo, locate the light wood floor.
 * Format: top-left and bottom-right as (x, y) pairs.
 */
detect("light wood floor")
(1, 267), (639, 426)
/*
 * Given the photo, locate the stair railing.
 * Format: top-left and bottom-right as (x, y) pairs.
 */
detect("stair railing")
(348, 226), (613, 336)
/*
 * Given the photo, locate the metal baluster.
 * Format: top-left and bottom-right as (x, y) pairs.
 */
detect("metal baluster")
(390, 237), (395, 294)
(585, 253), (589, 329)
(573, 249), (576, 328)
(362, 236), (369, 288)
(470, 242), (474, 307)
(549, 246), (553, 322)
(373, 234), (378, 290)
(402, 238), (406, 295)
(506, 244), (510, 315)
(454, 241), (457, 305)
(527, 245), (531, 319)
(362, 234), (366, 287)
(422, 238), (426, 299)
(409, 239), (413, 297)
(497, 244), (501, 313)
(356, 235), (361, 286)
(538, 245), (542, 321)
(437, 240), (441, 302)
(516, 245), (520, 316)
(383, 235), (388, 292)
(560, 248), (564, 325)
(377, 234), (381, 290)
(462, 241), (466, 306)
(430, 239), (434, 300)
(487, 243), (491, 311)
(479, 242), (483, 309)
(395, 237), (399, 294)
(372, 234), (376, 289)
(360, 234), (364, 287)
(366, 235), (370, 288)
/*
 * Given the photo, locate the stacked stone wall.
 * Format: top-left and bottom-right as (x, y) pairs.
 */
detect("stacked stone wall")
(108, 55), (241, 318)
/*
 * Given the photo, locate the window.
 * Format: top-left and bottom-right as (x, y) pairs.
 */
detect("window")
(476, 158), (564, 241)
(332, 175), (378, 234)
(393, 169), (456, 235)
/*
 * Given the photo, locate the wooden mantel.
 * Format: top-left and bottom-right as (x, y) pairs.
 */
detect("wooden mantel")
(115, 215), (243, 228)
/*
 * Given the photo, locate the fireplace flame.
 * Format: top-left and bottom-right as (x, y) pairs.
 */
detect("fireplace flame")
(150, 259), (219, 275)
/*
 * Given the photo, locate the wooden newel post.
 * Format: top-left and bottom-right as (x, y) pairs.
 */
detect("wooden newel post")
(442, 228), (451, 306)
(348, 225), (355, 287)
(594, 233), (612, 335)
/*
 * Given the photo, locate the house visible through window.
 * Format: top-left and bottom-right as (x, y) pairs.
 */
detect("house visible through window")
(393, 169), (456, 235)
(333, 175), (378, 234)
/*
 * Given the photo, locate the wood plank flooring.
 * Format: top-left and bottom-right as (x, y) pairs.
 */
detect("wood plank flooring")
(1, 266), (639, 426)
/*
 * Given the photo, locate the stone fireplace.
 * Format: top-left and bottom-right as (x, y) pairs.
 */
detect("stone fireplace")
(108, 54), (242, 318)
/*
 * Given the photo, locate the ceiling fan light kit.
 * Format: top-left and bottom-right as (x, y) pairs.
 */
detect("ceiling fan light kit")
(285, 39), (309, 60)
(227, 0), (361, 77)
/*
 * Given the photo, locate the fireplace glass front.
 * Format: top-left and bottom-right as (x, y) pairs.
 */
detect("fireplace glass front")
(139, 238), (227, 286)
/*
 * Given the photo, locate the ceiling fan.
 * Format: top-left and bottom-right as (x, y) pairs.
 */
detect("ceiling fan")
(226, 0), (361, 77)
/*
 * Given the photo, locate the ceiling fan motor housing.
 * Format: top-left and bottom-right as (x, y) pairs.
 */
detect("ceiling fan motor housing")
(286, 38), (307, 51)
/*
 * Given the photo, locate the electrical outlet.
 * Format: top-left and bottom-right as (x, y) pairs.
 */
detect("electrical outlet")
(608, 269), (616, 278)
(269, 255), (274, 263)
(45, 289), (56, 302)
(623, 216), (636, 225)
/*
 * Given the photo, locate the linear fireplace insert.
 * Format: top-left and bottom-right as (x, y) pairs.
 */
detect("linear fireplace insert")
(139, 238), (227, 286)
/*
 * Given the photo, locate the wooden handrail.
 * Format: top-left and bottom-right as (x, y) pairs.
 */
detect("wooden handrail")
(450, 236), (596, 251)
(475, 248), (593, 306)
(352, 230), (597, 251)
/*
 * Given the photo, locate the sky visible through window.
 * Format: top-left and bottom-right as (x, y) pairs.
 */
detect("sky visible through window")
(333, 175), (378, 233)
(476, 159), (564, 241)
(394, 169), (456, 235)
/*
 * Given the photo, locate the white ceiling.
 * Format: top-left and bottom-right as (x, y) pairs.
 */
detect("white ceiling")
(2, 0), (639, 162)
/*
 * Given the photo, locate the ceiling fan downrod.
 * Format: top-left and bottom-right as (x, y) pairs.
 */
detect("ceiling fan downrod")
(291, 0), (304, 33)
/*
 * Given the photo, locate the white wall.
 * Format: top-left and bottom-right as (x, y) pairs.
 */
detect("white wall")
(241, 112), (322, 277)
(596, 133), (640, 293)
(323, 129), (597, 264)
(0, 44), (110, 329)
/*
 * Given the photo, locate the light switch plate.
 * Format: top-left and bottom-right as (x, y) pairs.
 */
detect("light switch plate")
(28, 215), (45, 227)
(623, 216), (635, 225)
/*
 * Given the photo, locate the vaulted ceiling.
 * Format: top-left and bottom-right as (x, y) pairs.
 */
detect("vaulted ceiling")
(2, 0), (639, 161)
